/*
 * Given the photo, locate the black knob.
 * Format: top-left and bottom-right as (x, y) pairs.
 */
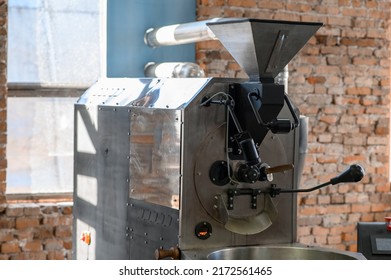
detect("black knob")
(330, 164), (365, 185)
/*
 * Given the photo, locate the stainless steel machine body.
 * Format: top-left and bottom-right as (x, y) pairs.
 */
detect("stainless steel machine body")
(73, 18), (365, 260)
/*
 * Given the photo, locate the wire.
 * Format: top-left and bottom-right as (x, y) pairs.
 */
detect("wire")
(199, 91), (233, 107)
(225, 101), (241, 185)
(200, 91), (240, 185)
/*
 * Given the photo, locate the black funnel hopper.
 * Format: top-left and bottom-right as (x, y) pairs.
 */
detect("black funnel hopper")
(207, 19), (322, 81)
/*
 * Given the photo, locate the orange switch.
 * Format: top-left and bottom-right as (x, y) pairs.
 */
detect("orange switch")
(80, 231), (91, 245)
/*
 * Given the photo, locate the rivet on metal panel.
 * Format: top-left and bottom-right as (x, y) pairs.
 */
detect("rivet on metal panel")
(127, 132), (131, 136)
(127, 156), (130, 159)
(113, 108), (116, 111)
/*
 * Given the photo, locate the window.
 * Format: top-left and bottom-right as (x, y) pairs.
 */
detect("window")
(7, 0), (105, 194)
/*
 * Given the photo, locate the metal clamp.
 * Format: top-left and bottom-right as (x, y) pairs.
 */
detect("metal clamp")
(227, 188), (262, 210)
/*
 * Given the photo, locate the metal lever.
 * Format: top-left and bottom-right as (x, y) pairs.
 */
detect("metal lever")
(264, 164), (294, 174)
(269, 164), (365, 196)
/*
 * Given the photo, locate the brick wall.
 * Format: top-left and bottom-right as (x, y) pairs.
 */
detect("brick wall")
(197, 0), (391, 251)
(0, 0), (6, 207)
(0, 203), (73, 260)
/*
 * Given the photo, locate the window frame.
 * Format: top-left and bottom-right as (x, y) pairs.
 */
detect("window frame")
(6, 83), (86, 201)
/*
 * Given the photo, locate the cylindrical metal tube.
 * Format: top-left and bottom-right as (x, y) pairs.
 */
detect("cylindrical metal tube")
(144, 18), (223, 48)
(144, 62), (205, 78)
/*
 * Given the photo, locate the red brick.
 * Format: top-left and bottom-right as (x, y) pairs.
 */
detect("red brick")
(346, 87), (372, 95)
(42, 215), (60, 226)
(10, 252), (47, 260)
(23, 240), (42, 252)
(298, 235), (315, 245)
(0, 254), (9, 260)
(36, 225), (54, 239)
(55, 226), (72, 238)
(227, 0), (256, 8)
(351, 203), (371, 213)
(58, 215), (73, 226)
(23, 205), (41, 216)
(15, 217), (40, 230)
(0, 229), (13, 242)
(44, 238), (63, 251)
(327, 235), (342, 245)
(1, 242), (21, 254)
(63, 238), (73, 250)
(6, 205), (24, 217)
(48, 251), (65, 260)
(15, 229), (34, 240)
(313, 226), (330, 236)
(0, 217), (15, 229)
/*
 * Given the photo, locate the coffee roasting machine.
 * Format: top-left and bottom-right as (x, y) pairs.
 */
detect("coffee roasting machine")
(73, 18), (366, 260)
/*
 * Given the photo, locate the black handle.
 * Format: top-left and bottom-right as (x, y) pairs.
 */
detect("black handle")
(330, 164), (365, 185)
(270, 164), (365, 196)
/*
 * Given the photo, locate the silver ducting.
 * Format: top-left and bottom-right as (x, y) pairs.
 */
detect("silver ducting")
(144, 18), (222, 48)
(144, 62), (205, 78)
